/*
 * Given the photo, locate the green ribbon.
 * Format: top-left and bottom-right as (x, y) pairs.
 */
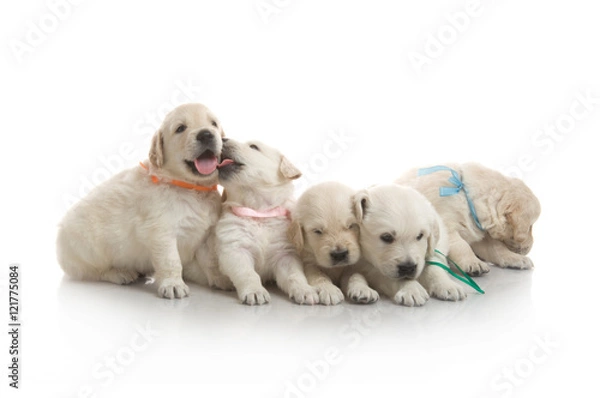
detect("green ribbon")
(426, 249), (485, 294)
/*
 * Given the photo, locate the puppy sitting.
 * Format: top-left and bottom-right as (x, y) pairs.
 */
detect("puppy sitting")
(352, 184), (467, 306)
(396, 163), (541, 276)
(215, 139), (319, 305)
(289, 181), (371, 305)
(57, 103), (232, 299)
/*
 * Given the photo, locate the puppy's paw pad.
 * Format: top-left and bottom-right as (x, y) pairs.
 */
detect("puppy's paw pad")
(348, 287), (379, 304)
(316, 285), (344, 306)
(394, 285), (429, 307)
(430, 283), (467, 301)
(241, 287), (271, 305)
(290, 286), (319, 305)
(158, 278), (189, 299)
(463, 261), (490, 277)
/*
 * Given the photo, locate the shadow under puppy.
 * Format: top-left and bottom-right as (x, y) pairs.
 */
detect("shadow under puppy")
(289, 181), (378, 305)
(216, 139), (319, 305)
(57, 103), (232, 299)
(396, 163), (541, 276)
(352, 184), (467, 306)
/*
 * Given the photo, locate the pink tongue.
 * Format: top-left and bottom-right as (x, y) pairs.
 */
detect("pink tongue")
(218, 159), (234, 167)
(194, 156), (218, 175)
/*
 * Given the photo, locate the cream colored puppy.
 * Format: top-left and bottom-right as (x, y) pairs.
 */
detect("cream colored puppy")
(57, 103), (231, 299)
(396, 163), (541, 276)
(216, 139), (319, 305)
(351, 184), (467, 306)
(289, 182), (371, 305)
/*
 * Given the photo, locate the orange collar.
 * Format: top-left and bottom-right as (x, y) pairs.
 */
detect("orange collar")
(139, 162), (218, 192)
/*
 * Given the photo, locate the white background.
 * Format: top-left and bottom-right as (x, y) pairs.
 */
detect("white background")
(1, 0), (599, 397)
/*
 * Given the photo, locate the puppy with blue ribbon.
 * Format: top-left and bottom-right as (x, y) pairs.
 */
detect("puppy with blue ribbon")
(396, 163), (541, 276)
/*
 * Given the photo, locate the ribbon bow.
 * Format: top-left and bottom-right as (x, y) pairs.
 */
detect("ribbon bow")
(417, 165), (484, 231)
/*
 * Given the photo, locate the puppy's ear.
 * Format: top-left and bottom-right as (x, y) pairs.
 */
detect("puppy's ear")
(492, 194), (514, 235)
(427, 215), (441, 259)
(288, 218), (304, 254)
(353, 190), (370, 221)
(221, 189), (228, 203)
(149, 130), (164, 168)
(280, 156), (302, 180)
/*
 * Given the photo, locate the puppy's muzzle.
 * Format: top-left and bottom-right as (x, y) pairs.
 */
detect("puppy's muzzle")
(505, 240), (531, 255)
(396, 261), (417, 278)
(330, 248), (349, 264)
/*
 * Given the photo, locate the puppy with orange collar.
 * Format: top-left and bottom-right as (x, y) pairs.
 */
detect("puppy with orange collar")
(57, 103), (232, 298)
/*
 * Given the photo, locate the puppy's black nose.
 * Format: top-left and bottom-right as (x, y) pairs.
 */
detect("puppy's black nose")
(397, 262), (416, 277)
(330, 249), (349, 263)
(196, 129), (214, 143)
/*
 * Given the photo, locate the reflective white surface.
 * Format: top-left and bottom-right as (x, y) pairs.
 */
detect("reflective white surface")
(10, 203), (600, 398)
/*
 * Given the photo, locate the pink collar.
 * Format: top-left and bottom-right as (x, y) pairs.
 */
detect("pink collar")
(230, 206), (290, 219)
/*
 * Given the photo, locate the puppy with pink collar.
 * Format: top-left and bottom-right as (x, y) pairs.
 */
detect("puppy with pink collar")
(215, 139), (319, 305)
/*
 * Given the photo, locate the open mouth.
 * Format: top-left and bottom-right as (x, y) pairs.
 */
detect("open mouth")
(185, 150), (234, 176)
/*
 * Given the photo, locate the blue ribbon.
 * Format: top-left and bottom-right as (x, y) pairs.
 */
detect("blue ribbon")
(417, 165), (485, 231)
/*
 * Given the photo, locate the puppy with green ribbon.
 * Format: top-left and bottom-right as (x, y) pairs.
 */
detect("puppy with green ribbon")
(348, 184), (476, 307)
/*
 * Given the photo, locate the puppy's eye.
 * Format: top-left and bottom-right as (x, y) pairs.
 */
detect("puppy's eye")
(380, 233), (394, 244)
(211, 120), (218, 128)
(175, 125), (186, 134)
(249, 144), (260, 151)
(313, 229), (323, 235)
(347, 223), (357, 230)
(416, 233), (424, 241)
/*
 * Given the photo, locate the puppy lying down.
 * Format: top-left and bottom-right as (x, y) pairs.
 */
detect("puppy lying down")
(289, 181), (376, 305)
(352, 184), (467, 306)
(396, 163), (541, 276)
(57, 103), (232, 298)
(215, 139), (319, 305)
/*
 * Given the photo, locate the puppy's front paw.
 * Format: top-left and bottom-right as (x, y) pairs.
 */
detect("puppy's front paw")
(289, 285), (319, 305)
(429, 281), (467, 301)
(462, 260), (490, 277)
(316, 284), (344, 306)
(158, 278), (189, 299)
(496, 254), (534, 270)
(240, 286), (271, 305)
(347, 286), (379, 304)
(394, 283), (429, 307)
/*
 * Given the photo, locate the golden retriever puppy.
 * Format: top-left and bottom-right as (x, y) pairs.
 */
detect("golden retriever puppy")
(57, 103), (231, 299)
(289, 181), (367, 305)
(351, 184), (467, 306)
(396, 163), (541, 276)
(215, 139), (319, 305)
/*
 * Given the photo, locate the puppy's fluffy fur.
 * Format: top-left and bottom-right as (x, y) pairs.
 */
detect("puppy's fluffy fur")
(289, 181), (363, 305)
(351, 184), (466, 306)
(216, 139), (319, 305)
(396, 163), (541, 276)
(57, 103), (230, 298)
